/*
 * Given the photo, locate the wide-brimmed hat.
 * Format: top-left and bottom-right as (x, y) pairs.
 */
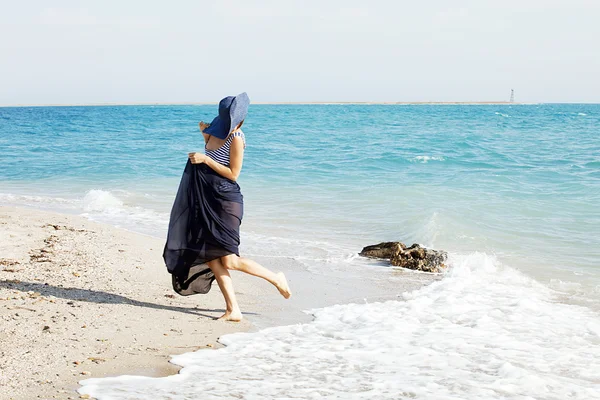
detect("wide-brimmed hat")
(203, 92), (250, 140)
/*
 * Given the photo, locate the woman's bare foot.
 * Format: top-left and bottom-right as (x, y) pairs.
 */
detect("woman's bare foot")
(275, 272), (292, 299)
(217, 310), (243, 322)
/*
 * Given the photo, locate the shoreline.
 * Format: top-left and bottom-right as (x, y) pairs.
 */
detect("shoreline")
(0, 206), (254, 400)
(0, 204), (438, 399)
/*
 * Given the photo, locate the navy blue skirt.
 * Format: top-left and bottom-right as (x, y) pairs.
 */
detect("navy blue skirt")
(163, 160), (243, 295)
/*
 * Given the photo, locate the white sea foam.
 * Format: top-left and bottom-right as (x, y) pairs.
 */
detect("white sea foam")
(79, 253), (600, 399)
(410, 156), (446, 163)
(0, 189), (169, 237)
(83, 190), (124, 212)
(495, 112), (510, 117)
(410, 212), (441, 248)
(0, 192), (79, 207)
(80, 190), (169, 236)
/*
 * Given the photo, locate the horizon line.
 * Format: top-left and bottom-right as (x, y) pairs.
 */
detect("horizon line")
(0, 101), (597, 108)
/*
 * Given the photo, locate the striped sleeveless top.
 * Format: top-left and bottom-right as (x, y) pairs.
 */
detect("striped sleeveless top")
(205, 130), (246, 167)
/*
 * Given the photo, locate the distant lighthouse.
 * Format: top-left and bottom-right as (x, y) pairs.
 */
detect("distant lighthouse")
(510, 89), (515, 103)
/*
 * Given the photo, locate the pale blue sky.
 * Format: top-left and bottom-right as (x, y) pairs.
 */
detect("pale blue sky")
(1, 0), (599, 104)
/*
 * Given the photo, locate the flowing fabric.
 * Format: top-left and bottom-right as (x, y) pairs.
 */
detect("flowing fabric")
(163, 160), (243, 295)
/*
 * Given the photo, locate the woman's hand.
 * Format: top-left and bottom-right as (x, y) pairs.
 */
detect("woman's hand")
(189, 152), (208, 164)
(199, 122), (210, 132)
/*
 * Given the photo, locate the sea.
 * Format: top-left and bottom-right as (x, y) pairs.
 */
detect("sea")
(1, 104), (599, 399)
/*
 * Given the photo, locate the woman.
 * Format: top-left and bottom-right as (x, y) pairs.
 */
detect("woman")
(163, 92), (291, 322)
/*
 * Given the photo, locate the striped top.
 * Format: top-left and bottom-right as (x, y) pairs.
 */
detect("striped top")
(205, 130), (246, 166)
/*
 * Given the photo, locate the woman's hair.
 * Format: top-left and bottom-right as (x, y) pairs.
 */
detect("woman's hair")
(235, 120), (244, 130)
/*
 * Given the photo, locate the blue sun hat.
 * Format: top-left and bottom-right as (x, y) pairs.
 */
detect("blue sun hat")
(203, 92), (250, 140)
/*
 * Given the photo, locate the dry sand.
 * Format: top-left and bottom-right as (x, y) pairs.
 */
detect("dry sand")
(0, 206), (253, 400)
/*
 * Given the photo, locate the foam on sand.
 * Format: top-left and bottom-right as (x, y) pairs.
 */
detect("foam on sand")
(79, 253), (600, 399)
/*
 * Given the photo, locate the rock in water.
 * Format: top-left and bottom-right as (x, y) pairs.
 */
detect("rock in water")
(359, 242), (406, 259)
(359, 242), (447, 273)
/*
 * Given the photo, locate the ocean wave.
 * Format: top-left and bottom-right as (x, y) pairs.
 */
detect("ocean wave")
(79, 252), (600, 399)
(0, 189), (170, 237)
(0, 192), (79, 206)
(79, 190), (169, 236)
(410, 212), (441, 248)
(584, 161), (600, 168)
(83, 189), (124, 212)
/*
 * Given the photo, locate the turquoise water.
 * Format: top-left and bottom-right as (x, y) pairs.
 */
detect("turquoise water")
(1, 104), (599, 290)
(2, 104), (600, 398)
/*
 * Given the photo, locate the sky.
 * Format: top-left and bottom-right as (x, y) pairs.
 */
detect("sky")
(1, 0), (599, 104)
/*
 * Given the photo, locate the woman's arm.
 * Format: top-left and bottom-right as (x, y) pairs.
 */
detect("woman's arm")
(199, 122), (210, 144)
(188, 136), (245, 181)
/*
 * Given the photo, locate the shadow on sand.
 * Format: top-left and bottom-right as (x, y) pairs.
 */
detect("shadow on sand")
(0, 280), (257, 319)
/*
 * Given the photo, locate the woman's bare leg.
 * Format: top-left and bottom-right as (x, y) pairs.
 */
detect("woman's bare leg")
(221, 254), (292, 299)
(207, 258), (242, 321)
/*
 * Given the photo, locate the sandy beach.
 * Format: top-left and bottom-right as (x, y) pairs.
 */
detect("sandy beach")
(0, 206), (253, 400)
(0, 205), (432, 399)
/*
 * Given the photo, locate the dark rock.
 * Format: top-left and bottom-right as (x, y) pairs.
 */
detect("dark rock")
(359, 242), (448, 273)
(359, 242), (406, 259)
